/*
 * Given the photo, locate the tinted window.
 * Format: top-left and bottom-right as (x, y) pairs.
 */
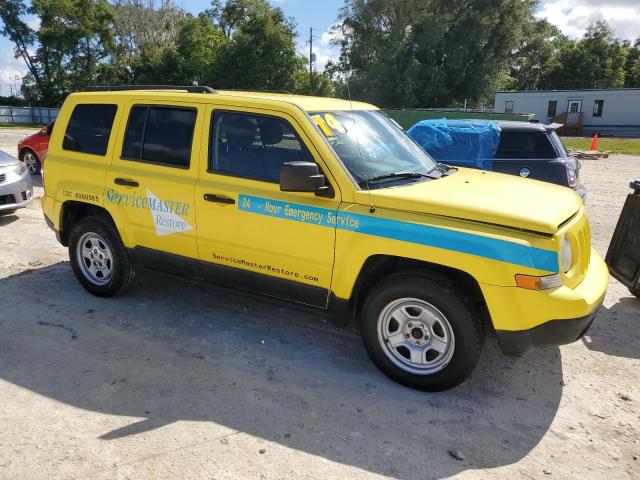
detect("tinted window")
(63, 104), (117, 155)
(210, 111), (311, 182)
(122, 106), (196, 168)
(496, 131), (557, 159)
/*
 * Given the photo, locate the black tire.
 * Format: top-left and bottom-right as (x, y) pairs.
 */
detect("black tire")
(69, 215), (134, 297)
(630, 287), (640, 299)
(20, 149), (41, 176)
(359, 271), (484, 391)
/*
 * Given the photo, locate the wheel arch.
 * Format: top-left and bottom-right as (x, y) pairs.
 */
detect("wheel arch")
(59, 201), (117, 247)
(347, 255), (492, 332)
(19, 146), (39, 162)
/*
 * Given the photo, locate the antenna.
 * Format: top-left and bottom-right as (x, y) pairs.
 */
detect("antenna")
(345, 76), (375, 213)
(309, 27), (315, 94)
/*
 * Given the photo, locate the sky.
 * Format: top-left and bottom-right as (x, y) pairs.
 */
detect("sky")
(1, 0), (640, 96)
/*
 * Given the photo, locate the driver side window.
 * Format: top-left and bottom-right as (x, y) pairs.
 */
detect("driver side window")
(209, 111), (312, 183)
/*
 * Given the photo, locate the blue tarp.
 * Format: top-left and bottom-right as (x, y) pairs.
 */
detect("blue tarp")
(407, 118), (501, 170)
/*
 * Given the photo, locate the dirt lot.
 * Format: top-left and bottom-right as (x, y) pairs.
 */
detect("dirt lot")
(0, 127), (639, 480)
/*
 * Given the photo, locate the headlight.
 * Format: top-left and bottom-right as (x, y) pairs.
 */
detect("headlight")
(9, 162), (27, 175)
(561, 235), (573, 273)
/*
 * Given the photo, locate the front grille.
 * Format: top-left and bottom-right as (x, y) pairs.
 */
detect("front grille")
(0, 173), (5, 183)
(563, 213), (591, 288)
(0, 194), (15, 206)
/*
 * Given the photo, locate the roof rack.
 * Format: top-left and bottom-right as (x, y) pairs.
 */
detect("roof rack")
(226, 89), (292, 95)
(83, 85), (217, 94)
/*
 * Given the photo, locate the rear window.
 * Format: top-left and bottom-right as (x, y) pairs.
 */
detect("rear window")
(62, 104), (117, 156)
(122, 105), (196, 168)
(495, 131), (557, 159)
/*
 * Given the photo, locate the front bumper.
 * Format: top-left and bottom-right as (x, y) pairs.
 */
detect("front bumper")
(481, 248), (609, 356)
(496, 304), (601, 356)
(0, 169), (33, 212)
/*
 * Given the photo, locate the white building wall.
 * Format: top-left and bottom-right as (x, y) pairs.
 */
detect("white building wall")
(494, 89), (640, 137)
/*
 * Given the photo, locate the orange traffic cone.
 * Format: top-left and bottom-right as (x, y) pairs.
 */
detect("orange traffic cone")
(590, 133), (599, 151)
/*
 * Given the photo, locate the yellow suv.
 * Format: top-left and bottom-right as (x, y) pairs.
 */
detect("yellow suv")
(42, 86), (608, 391)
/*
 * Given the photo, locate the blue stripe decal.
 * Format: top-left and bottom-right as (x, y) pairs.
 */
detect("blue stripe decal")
(238, 194), (559, 273)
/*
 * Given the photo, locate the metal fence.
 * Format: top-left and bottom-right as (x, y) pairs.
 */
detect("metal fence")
(0, 106), (60, 125)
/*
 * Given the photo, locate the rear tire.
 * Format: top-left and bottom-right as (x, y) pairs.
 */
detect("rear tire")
(69, 216), (134, 297)
(359, 272), (484, 391)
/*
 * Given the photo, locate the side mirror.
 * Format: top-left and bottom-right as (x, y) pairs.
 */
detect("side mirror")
(40, 128), (47, 136)
(280, 161), (326, 193)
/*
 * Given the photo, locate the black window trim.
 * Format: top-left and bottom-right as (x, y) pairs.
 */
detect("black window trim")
(207, 109), (316, 185)
(120, 104), (197, 170)
(62, 103), (118, 157)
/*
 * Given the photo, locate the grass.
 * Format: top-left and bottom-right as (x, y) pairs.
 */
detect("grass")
(561, 136), (640, 155)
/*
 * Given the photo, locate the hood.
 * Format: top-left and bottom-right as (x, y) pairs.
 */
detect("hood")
(0, 149), (20, 167)
(360, 168), (581, 235)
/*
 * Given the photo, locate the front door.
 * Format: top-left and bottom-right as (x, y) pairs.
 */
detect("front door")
(106, 101), (204, 268)
(195, 106), (341, 307)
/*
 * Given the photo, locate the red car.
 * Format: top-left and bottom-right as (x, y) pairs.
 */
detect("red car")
(18, 121), (54, 175)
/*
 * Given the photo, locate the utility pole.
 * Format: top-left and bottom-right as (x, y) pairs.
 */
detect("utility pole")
(309, 27), (314, 94)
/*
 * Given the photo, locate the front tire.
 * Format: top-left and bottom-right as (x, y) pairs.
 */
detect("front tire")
(69, 216), (134, 297)
(21, 150), (41, 175)
(360, 272), (484, 391)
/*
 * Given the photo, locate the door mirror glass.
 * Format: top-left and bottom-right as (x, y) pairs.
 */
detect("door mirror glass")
(280, 161), (325, 192)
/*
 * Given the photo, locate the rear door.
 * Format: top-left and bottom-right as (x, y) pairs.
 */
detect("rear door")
(106, 100), (204, 270)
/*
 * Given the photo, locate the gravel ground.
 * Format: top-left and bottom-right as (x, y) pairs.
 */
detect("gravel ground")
(0, 127), (639, 480)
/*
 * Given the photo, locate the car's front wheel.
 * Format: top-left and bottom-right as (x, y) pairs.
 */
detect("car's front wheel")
(21, 150), (41, 175)
(69, 216), (134, 297)
(360, 272), (484, 391)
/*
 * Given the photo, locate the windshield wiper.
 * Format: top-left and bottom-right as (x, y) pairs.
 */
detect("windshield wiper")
(433, 163), (457, 176)
(362, 171), (439, 186)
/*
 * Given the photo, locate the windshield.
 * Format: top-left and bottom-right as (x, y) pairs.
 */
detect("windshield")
(310, 110), (438, 188)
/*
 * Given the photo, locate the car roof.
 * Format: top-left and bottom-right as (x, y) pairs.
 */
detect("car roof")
(493, 120), (558, 132)
(69, 89), (377, 113)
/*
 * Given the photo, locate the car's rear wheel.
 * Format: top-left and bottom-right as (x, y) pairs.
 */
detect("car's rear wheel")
(69, 216), (134, 297)
(359, 272), (484, 391)
(21, 150), (41, 175)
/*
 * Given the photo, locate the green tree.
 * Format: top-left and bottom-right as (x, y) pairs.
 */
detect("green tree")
(213, 0), (306, 91)
(507, 19), (567, 91)
(624, 39), (640, 87)
(333, 0), (536, 107)
(538, 21), (627, 90)
(0, 0), (114, 105)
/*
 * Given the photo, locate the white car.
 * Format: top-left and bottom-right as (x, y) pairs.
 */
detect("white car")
(0, 149), (33, 215)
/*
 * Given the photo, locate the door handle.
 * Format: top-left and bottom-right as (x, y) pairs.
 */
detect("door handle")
(204, 193), (235, 204)
(114, 178), (139, 187)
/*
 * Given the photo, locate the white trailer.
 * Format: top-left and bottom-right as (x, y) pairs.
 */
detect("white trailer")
(494, 88), (640, 137)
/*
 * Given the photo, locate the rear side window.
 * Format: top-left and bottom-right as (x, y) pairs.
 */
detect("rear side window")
(62, 104), (117, 156)
(495, 131), (557, 159)
(209, 111), (311, 182)
(122, 106), (197, 168)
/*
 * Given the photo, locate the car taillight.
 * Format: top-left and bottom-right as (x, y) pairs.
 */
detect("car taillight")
(566, 163), (577, 187)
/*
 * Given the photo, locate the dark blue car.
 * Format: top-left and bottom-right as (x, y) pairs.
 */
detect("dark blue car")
(408, 119), (586, 201)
